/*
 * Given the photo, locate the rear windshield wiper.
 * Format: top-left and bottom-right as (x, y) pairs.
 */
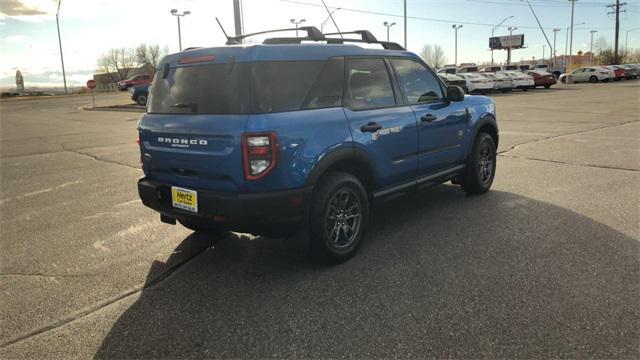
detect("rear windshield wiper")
(170, 102), (198, 113)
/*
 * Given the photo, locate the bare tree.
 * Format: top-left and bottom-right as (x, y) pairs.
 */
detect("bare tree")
(135, 44), (167, 72)
(420, 44), (447, 68)
(97, 48), (136, 82)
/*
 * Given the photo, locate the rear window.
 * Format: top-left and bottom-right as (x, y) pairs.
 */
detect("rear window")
(148, 59), (344, 115)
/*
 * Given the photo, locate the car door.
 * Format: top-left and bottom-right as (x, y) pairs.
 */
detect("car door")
(343, 57), (418, 189)
(389, 58), (468, 177)
(572, 68), (586, 82)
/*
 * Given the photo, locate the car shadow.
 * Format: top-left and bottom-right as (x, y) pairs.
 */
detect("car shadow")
(94, 185), (639, 359)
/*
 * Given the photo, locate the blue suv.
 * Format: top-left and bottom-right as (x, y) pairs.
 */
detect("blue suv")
(137, 28), (498, 263)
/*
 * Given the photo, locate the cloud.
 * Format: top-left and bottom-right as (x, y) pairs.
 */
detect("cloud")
(0, 0), (48, 16)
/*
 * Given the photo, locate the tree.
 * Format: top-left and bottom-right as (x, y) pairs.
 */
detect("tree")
(97, 48), (136, 82)
(135, 44), (167, 72)
(420, 44), (447, 68)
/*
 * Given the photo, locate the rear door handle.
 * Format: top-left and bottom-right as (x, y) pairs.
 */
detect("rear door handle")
(421, 114), (437, 123)
(361, 122), (382, 133)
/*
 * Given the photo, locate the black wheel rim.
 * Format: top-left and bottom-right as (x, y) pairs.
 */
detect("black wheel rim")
(325, 188), (362, 249)
(478, 140), (495, 184)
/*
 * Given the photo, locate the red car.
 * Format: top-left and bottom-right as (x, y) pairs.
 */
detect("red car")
(526, 70), (557, 89)
(612, 65), (627, 81)
(117, 74), (153, 91)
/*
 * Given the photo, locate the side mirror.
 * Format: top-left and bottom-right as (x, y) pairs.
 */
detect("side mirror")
(446, 85), (465, 102)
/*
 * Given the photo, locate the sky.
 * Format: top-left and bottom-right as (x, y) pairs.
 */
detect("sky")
(1, 0), (639, 87)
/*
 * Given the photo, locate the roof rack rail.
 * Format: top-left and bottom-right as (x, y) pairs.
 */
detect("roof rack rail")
(323, 30), (405, 50)
(226, 26), (325, 45)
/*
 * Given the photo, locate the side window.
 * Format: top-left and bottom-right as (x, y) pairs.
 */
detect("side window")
(347, 58), (396, 110)
(302, 57), (344, 110)
(589, 68), (596, 72)
(391, 58), (444, 104)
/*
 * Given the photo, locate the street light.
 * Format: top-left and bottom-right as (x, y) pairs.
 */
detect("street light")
(290, 18), (306, 37)
(452, 25), (463, 66)
(383, 21), (396, 42)
(170, 9), (191, 51)
(567, 0), (578, 71)
(626, 28), (640, 50)
(320, 8), (340, 32)
(507, 26), (518, 65)
(590, 30), (597, 64)
(564, 22), (585, 68)
(56, 0), (67, 94)
(491, 15), (514, 65)
(552, 28), (561, 68)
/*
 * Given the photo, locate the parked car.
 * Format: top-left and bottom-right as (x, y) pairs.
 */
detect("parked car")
(457, 65), (480, 73)
(500, 71), (535, 90)
(559, 67), (612, 83)
(480, 66), (502, 73)
(437, 73), (468, 93)
(517, 64), (531, 71)
(131, 84), (149, 106)
(117, 74), (153, 91)
(481, 72), (514, 92)
(453, 73), (494, 94)
(137, 28), (499, 263)
(525, 70), (557, 89)
(621, 64), (639, 79)
(436, 66), (457, 74)
(603, 65), (627, 81)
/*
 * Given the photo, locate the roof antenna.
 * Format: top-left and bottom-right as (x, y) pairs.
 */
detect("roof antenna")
(320, 0), (342, 38)
(215, 17), (232, 42)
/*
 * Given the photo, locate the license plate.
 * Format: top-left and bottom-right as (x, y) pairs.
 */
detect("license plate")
(171, 186), (198, 213)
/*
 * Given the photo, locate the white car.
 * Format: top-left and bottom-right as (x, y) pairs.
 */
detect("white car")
(482, 72), (514, 92)
(457, 73), (494, 94)
(559, 67), (612, 83)
(500, 71), (535, 91)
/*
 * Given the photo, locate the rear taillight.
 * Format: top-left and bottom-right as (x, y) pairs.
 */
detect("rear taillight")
(242, 132), (278, 181)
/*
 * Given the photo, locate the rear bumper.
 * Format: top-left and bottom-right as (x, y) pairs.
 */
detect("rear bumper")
(138, 177), (312, 233)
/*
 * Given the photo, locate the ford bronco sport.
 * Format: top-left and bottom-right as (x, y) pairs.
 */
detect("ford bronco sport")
(137, 28), (498, 263)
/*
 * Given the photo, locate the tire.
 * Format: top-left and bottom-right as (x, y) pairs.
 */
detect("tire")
(460, 132), (497, 195)
(544, 84), (551, 89)
(136, 94), (147, 106)
(179, 217), (226, 236)
(589, 76), (598, 83)
(522, 88), (528, 92)
(308, 172), (369, 263)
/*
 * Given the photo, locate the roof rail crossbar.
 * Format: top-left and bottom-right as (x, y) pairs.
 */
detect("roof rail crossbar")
(226, 26), (325, 45)
(323, 30), (378, 42)
(324, 38), (405, 51)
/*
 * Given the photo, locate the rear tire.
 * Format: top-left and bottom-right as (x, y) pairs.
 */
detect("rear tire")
(136, 94), (147, 106)
(308, 172), (369, 264)
(589, 75), (598, 83)
(460, 132), (496, 195)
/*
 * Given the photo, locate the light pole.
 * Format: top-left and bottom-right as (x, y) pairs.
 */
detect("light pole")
(170, 9), (191, 51)
(383, 21), (396, 42)
(552, 28), (560, 68)
(452, 25), (463, 66)
(568, 0), (577, 71)
(491, 16), (514, 65)
(626, 28), (640, 50)
(320, 8), (340, 32)
(542, 44), (546, 62)
(589, 30), (597, 64)
(507, 26), (518, 65)
(564, 22), (585, 69)
(290, 18), (306, 37)
(56, 0), (67, 94)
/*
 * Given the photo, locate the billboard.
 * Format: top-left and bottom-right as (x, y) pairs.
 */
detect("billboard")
(489, 34), (525, 50)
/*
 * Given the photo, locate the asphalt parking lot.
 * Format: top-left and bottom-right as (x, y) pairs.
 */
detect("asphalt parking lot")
(1, 81), (639, 358)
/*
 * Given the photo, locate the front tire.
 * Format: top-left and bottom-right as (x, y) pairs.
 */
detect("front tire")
(136, 94), (147, 106)
(308, 172), (369, 263)
(544, 84), (551, 89)
(589, 75), (598, 83)
(460, 132), (497, 195)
